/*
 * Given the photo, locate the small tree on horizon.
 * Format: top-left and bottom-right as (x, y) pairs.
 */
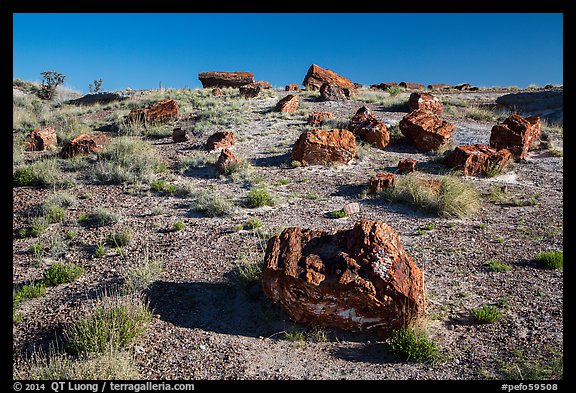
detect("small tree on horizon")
(89, 79), (103, 93)
(38, 71), (66, 100)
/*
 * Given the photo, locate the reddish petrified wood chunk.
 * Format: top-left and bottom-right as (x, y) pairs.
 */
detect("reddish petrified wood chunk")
(275, 94), (299, 113)
(198, 71), (254, 88)
(24, 127), (57, 151)
(489, 114), (541, 160)
(347, 106), (390, 149)
(397, 159), (417, 174)
(307, 111), (334, 126)
(128, 99), (179, 124)
(368, 173), (396, 194)
(285, 84), (301, 92)
(408, 92), (444, 116)
(206, 131), (236, 151)
(292, 129), (356, 166)
(215, 148), (241, 174)
(60, 133), (110, 159)
(302, 64), (355, 91)
(446, 144), (512, 176)
(399, 110), (455, 152)
(261, 220), (426, 337)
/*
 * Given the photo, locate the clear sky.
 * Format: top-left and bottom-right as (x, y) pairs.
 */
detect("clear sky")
(13, 13), (563, 93)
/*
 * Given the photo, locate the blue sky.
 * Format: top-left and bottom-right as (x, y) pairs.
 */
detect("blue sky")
(13, 13), (563, 93)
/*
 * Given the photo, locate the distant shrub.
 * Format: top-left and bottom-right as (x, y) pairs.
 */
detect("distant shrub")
(13, 167), (35, 187)
(120, 250), (163, 294)
(44, 191), (78, 209)
(178, 152), (218, 173)
(245, 218), (262, 229)
(387, 86), (402, 97)
(82, 207), (120, 227)
(29, 242), (45, 257)
(43, 205), (66, 224)
(94, 245), (106, 258)
(13, 159), (75, 189)
(329, 210), (347, 219)
(229, 260), (263, 298)
(534, 250), (563, 269)
(13, 282), (46, 309)
(464, 106), (495, 122)
(28, 216), (50, 237)
(283, 330), (306, 343)
(89, 79), (103, 94)
(483, 161), (504, 178)
(15, 346), (140, 380)
(150, 179), (177, 194)
(38, 71), (66, 100)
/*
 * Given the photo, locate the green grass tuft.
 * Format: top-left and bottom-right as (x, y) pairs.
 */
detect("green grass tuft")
(472, 304), (502, 324)
(246, 186), (274, 208)
(387, 327), (442, 363)
(486, 260), (512, 272)
(42, 262), (84, 286)
(534, 250), (563, 269)
(64, 294), (151, 355)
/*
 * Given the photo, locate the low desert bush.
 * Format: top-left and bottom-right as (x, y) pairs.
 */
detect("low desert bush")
(464, 106), (495, 122)
(42, 262), (84, 286)
(64, 294), (151, 355)
(93, 137), (164, 184)
(383, 174), (481, 218)
(13, 159), (75, 189)
(472, 304), (502, 324)
(106, 227), (133, 248)
(190, 188), (236, 217)
(120, 249), (163, 294)
(387, 327), (442, 363)
(81, 207), (120, 227)
(246, 186), (275, 208)
(534, 250), (563, 269)
(486, 259), (512, 272)
(15, 347), (140, 380)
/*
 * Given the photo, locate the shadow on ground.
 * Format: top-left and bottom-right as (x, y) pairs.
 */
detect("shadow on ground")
(147, 280), (277, 338)
(147, 280), (387, 345)
(330, 342), (398, 364)
(251, 153), (292, 168)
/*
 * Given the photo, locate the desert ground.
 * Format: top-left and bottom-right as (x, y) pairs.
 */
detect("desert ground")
(12, 78), (563, 380)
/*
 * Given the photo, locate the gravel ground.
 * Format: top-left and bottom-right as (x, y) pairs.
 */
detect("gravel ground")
(12, 87), (563, 381)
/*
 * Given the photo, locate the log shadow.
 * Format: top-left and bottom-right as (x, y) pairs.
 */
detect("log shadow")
(330, 342), (399, 364)
(382, 139), (421, 154)
(444, 313), (477, 327)
(330, 183), (365, 198)
(357, 195), (441, 220)
(147, 280), (278, 338)
(251, 153), (292, 168)
(181, 165), (218, 180)
(146, 280), (385, 343)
